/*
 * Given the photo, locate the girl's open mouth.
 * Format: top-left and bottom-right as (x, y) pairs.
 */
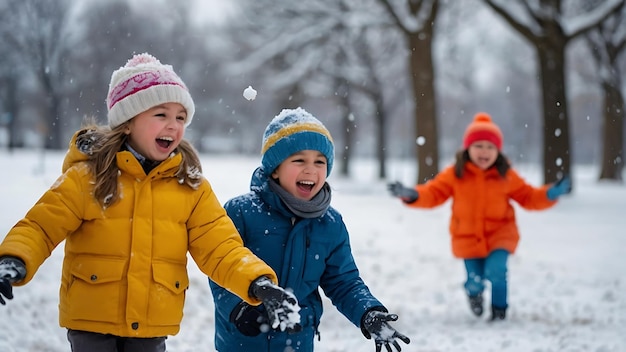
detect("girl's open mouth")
(156, 137), (173, 149)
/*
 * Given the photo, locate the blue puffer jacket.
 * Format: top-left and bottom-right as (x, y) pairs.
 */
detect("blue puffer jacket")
(209, 167), (384, 352)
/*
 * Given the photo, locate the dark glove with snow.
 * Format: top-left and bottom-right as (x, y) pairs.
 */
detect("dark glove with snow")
(0, 256), (26, 305)
(547, 175), (572, 200)
(250, 276), (301, 332)
(361, 309), (410, 352)
(230, 301), (269, 336)
(387, 181), (419, 203)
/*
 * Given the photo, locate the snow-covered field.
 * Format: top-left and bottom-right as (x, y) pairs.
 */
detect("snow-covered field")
(0, 150), (624, 351)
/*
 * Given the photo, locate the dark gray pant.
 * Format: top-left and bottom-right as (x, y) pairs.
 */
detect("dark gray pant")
(67, 329), (166, 352)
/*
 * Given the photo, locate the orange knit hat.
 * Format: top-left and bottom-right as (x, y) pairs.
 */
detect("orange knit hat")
(463, 112), (503, 150)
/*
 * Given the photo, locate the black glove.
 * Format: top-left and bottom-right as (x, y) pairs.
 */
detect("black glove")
(250, 276), (301, 332)
(362, 309), (410, 352)
(229, 301), (269, 336)
(0, 256), (26, 305)
(387, 181), (419, 203)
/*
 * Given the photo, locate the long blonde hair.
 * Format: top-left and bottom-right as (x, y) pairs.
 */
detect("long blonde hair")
(76, 118), (203, 207)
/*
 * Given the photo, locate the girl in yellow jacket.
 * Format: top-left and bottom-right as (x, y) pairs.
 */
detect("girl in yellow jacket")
(0, 53), (299, 352)
(388, 113), (571, 321)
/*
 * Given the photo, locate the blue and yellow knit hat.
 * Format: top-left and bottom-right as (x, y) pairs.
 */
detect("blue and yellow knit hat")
(261, 107), (334, 177)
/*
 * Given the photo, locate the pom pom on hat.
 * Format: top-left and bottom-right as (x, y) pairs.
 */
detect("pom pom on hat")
(463, 112), (503, 150)
(106, 53), (195, 128)
(261, 107), (335, 177)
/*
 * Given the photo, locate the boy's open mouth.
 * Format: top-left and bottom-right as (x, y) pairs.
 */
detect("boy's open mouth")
(297, 180), (315, 192)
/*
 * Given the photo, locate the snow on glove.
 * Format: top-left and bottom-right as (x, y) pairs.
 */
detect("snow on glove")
(229, 301), (269, 336)
(362, 309), (410, 352)
(547, 174), (572, 200)
(0, 256), (26, 305)
(250, 276), (301, 332)
(387, 181), (419, 203)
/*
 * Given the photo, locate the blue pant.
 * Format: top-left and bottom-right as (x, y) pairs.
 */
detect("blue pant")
(463, 249), (509, 308)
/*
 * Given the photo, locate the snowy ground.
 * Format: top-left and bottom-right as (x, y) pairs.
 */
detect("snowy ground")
(0, 149), (624, 352)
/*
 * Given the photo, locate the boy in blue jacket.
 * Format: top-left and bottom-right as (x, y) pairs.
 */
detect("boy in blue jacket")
(209, 107), (410, 351)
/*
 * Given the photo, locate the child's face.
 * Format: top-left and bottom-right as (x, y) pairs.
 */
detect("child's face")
(468, 140), (498, 170)
(271, 150), (328, 201)
(126, 103), (187, 161)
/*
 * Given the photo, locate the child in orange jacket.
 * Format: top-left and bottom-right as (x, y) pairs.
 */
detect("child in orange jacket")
(388, 113), (571, 321)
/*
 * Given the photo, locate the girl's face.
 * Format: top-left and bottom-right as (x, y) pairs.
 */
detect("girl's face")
(271, 150), (328, 201)
(468, 140), (499, 170)
(126, 103), (187, 161)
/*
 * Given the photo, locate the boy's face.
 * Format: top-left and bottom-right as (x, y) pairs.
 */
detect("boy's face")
(126, 102), (187, 161)
(271, 150), (328, 201)
(468, 140), (498, 170)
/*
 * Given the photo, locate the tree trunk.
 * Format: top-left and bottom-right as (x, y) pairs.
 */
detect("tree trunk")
(408, 19), (439, 184)
(339, 81), (353, 177)
(4, 74), (20, 151)
(374, 95), (387, 179)
(40, 65), (65, 149)
(45, 96), (64, 149)
(537, 44), (571, 184)
(599, 81), (624, 181)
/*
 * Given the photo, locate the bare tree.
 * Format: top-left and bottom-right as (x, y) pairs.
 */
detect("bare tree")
(375, 0), (440, 184)
(69, 1), (204, 125)
(0, 2), (23, 151)
(585, 4), (625, 181)
(0, 72), (20, 150)
(2, 0), (74, 149)
(347, 28), (401, 179)
(224, 0), (394, 177)
(483, 0), (624, 183)
(67, 1), (137, 127)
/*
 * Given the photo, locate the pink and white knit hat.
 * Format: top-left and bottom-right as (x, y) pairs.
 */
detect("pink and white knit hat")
(106, 53), (195, 128)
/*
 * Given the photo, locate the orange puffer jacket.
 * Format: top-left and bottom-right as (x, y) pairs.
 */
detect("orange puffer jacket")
(408, 162), (555, 258)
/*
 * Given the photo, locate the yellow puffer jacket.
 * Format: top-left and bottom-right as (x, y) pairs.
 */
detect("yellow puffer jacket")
(0, 131), (277, 337)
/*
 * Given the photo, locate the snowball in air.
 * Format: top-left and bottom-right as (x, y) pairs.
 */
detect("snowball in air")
(243, 86), (257, 101)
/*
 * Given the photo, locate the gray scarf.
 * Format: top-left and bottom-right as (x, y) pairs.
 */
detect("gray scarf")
(269, 178), (331, 218)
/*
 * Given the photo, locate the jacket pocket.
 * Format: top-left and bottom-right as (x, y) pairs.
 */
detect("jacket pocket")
(148, 261), (189, 326)
(67, 256), (126, 323)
